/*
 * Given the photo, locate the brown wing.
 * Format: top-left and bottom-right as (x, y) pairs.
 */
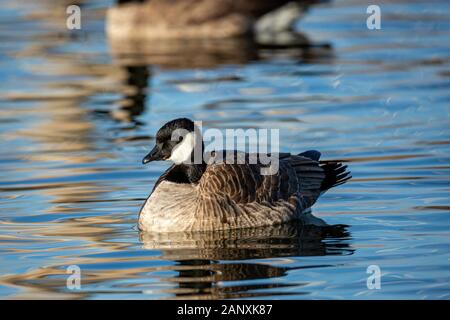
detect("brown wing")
(198, 153), (326, 211)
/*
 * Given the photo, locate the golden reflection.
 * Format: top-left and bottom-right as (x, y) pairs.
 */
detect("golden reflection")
(0, 2), (140, 300)
(0, 0), (147, 202)
(0, 214), (139, 299)
(0, 222), (351, 299)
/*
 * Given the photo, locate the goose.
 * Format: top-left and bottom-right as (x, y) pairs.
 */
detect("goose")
(139, 118), (351, 232)
(106, 0), (315, 40)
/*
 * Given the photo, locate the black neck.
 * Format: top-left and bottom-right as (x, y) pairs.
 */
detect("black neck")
(165, 144), (207, 184)
(177, 162), (207, 183)
(183, 140), (206, 183)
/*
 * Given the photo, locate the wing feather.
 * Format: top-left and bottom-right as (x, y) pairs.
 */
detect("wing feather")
(196, 152), (350, 226)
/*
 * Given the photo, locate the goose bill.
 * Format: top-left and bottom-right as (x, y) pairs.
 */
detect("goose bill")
(142, 145), (162, 164)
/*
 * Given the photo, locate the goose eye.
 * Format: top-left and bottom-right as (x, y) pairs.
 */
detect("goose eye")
(178, 136), (183, 143)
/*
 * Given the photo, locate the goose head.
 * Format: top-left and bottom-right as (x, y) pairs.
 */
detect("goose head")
(142, 118), (202, 165)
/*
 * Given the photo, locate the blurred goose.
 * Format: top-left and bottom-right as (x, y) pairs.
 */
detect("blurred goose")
(139, 118), (350, 232)
(106, 0), (318, 39)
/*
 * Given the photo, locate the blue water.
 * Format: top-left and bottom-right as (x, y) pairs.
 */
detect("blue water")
(0, 0), (449, 299)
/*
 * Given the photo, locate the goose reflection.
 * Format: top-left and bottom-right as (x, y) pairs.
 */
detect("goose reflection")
(140, 222), (352, 299)
(104, 65), (150, 126)
(109, 33), (333, 70)
(107, 2), (333, 69)
(105, 34), (334, 129)
(105, 1), (334, 127)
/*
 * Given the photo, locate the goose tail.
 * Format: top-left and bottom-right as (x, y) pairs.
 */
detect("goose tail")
(319, 161), (351, 191)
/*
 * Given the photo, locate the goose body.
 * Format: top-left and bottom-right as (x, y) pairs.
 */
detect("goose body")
(106, 0), (312, 40)
(138, 118), (351, 233)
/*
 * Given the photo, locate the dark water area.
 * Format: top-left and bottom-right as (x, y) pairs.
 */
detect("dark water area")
(0, 0), (449, 299)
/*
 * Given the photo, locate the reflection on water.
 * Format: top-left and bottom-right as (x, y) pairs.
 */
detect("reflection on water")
(108, 35), (333, 70)
(0, 0), (449, 299)
(95, 65), (150, 126)
(141, 223), (352, 299)
(141, 223), (350, 260)
(1, 223), (351, 299)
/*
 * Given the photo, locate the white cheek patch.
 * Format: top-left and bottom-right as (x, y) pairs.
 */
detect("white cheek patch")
(168, 132), (196, 164)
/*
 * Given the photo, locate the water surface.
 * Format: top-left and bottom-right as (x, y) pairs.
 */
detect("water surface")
(0, 0), (449, 299)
